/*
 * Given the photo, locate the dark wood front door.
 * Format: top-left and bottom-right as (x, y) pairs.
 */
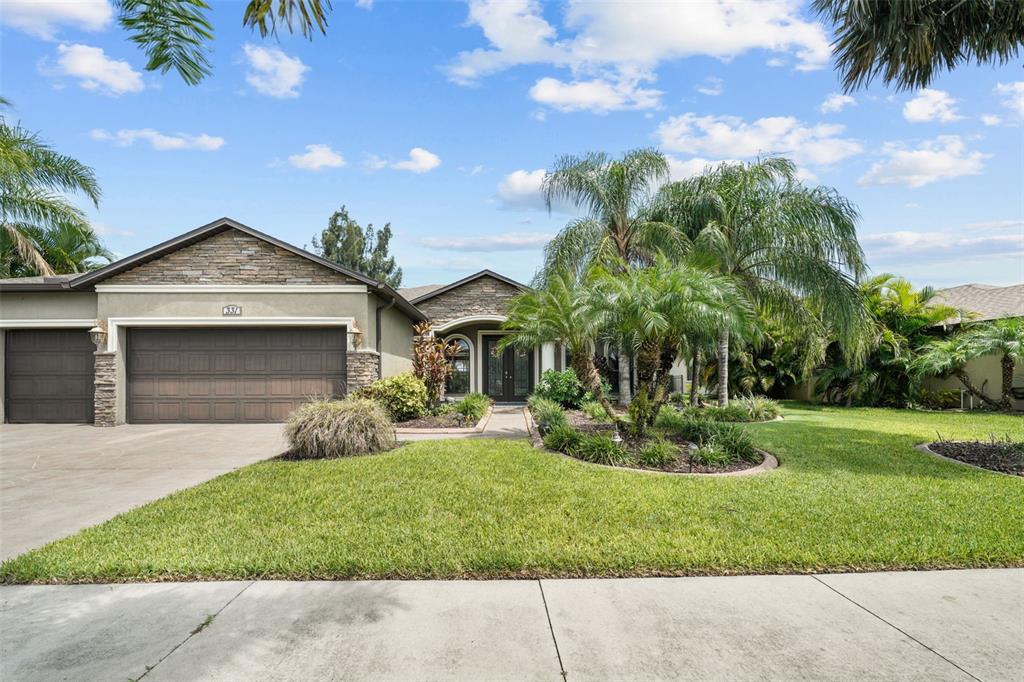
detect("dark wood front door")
(483, 336), (533, 402)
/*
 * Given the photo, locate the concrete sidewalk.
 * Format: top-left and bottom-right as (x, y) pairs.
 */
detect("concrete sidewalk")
(2, 569), (1020, 681)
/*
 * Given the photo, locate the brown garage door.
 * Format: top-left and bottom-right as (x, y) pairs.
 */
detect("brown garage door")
(128, 327), (347, 423)
(5, 329), (95, 423)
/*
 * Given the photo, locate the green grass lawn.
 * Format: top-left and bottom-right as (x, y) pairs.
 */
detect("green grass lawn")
(2, 404), (1022, 583)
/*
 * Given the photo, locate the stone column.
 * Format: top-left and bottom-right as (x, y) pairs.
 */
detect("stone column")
(94, 351), (117, 427)
(346, 350), (380, 394)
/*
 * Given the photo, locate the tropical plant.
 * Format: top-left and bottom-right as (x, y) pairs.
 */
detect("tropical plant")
(814, 0), (1024, 92)
(411, 322), (459, 406)
(580, 399), (612, 423)
(454, 392), (490, 422)
(312, 205), (402, 287)
(0, 99), (103, 277)
(285, 397), (395, 458)
(360, 372), (428, 422)
(729, 314), (826, 398)
(656, 157), (867, 407)
(527, 395), (569, 435)
(574, 433), (630, 466)
(539, 148), (682, 403)
(533, 368), (588, 408)
(542, 423), (583, 455)
(636, 437), (676, 468)
(656, 409), (758, 462)
(116, 0), (332, 86)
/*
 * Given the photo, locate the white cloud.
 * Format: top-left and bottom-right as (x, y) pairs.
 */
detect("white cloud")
(655, 113), (863, 166)
(496, 169), (548, 210)
(420, 232), (553, 251)
(696, 77), (724, 96)
(391, 147), (441, 173)
(355, 0), (374, 8)
(666, 156), (736, 181)
(288, 144), (346, 170)
(858, 136), (987, 188)
(903, 202), (920, 209)
(981, 114), (1002, 126)
(819, 93), (855, 113)
(362, 154), (389, 171)
(90, 128), (224, 151)
(445, 0), (830, 111)
(965, 219), (1024, 231)
(1, 0), (112, 39)
(995, 82), (1024, 118)
(902, 89), (961, 123)
(862, 226), (1024, 266)
(421, 255), (489, 271)
(51, 43), (143, 96)
(242, 44), (309, 98)
(529, 76), (661, 113)
(530, 109), (548, 122)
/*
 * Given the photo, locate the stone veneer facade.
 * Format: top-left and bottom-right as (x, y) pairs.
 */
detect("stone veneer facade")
(107, 229), (356, 285)
(346, 350), (380, 394)
(415, 275), (522, 327)
(93, 351), (117, 427)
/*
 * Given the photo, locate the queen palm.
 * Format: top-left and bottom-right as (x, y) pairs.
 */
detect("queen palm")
(540, 148), (681, 404)
(1, 99), (102, 276)
(913, 336), (1001, 410)
(656, 157), (867, 406)
(964, 318), (1024, 409)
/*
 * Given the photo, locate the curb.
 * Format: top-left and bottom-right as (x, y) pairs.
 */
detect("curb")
(915, 442), (1020, 477)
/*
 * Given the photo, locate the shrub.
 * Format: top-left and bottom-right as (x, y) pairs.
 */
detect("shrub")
(528, 395), (568, 434)
(657, 411), (758, 462)
(286, 398), (395, 459)
(669, 391), (689, 405)
(543, 424), (583, 454)
(636, 437), (677, 468)
(575, 434), (630, 466)
(412, 322), (459, 406)
(581, 399), (612, 423)
(918, 388), (960, 410)
(533, 369), (587, 408)
(455, 392), (491, 422)
(735, 395), (781, 421)
(362, 373), (428, 422)
(690, 439), (733, 467)
(703, 404), (753, 422)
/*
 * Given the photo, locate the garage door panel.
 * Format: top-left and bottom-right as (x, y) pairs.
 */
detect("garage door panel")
(128, 328), (346, 423)
(5, 330), (94, 423)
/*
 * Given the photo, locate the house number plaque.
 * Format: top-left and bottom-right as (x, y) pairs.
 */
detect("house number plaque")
(222, 305), (242, 316)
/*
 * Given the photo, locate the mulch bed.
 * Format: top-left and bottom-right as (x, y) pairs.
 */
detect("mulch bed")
(397, 413), (474, 429)
(929, 441), (1024, 476)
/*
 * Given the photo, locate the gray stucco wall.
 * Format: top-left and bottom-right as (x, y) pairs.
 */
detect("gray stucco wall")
(0, 291), (98, 320)
(378, 299), (414, 377)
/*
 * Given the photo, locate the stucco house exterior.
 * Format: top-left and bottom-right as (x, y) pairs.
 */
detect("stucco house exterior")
(0, 218), (558, 426)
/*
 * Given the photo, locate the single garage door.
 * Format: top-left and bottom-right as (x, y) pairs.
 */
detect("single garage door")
(128, 327), (347, 423)
(5, 329), (95, 423)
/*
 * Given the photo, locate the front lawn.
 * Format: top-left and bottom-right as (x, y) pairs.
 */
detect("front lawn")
(3, 405), (1022, 583)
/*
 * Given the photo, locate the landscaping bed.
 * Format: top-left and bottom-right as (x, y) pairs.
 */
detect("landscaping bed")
(927, 439), (1024, 476)
(398, 413), (478, 429)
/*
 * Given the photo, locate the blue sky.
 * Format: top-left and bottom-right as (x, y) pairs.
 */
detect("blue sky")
(3, 0), (1022, 289)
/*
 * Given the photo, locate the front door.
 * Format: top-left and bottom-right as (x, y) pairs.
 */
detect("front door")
(483, 336), (533, 402)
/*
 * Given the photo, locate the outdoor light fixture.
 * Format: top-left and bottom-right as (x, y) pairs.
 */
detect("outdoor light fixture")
(612, 428), (623, 444)
(350, 322), (363, 349)
(89, 324), (106, 350)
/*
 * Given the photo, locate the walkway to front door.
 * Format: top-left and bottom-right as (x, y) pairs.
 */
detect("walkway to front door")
(483, 336), (533, 402)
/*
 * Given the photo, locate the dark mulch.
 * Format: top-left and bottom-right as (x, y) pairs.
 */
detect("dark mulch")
(564, 409), (616, 433)
(398, 413), (473, 429)
(930, 441), (1024, 476)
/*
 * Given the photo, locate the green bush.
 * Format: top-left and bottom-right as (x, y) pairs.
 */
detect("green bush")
(543, 424), (583, 454)
(581, 399), (612, 423)
(575, 434), (630, 466)
(285, 398), (395, 458)
(528, 395), (568, 434)
(690, 439), (733, 467)
(735, 395), (781, 421)
(656, 398), (779, 424)
(918, 388), (960, 410)
(669, 391), (689, 405)
(455, 393), (491, 422)
(533, 369), (587, 408)
(362, 373), (428, 422)
(656, 409), (758, 462)
(636, 437), (677, 468)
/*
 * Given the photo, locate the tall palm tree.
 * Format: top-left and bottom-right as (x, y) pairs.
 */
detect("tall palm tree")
(0, 99), (102, 276)
(656, 157), (867, 407)
(540, 148), (680, 404)
(814, 0), (1024, 92)
(963, 317), (1024, 409)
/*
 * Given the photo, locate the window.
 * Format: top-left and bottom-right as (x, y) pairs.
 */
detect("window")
(446, 338), (471, 394)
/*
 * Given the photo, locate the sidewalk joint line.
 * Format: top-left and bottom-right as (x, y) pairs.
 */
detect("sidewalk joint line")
(810, 575), (981, 682)
(135, 581), (254, 681)
(537, 580), (568, 681)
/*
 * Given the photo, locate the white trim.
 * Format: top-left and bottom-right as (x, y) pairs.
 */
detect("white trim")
(95, 284), (367, 293)
(434, 314), (506, 332)
(0, 319), (95, 329)
(441, 333), (475, 397)
(105, 316), (355, 353)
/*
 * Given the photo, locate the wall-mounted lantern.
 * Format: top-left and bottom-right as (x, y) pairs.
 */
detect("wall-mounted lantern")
(350, 322), (363, 349)
(89, 324), (107, 351)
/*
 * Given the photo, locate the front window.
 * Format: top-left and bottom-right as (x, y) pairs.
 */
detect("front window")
(446, 338), (471, 394)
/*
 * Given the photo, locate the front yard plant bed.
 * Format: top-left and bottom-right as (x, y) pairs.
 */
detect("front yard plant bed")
(398, 413), (477, 429)
(925, 439), (1024, 477)
(3, 405), (1023, 584)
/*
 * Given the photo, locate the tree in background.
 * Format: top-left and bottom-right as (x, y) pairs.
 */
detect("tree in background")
(115, 0), (332, 85)
(312, 205), (403, 287)
(814, 0), (1024, 92)
(0, 98), (107, 277)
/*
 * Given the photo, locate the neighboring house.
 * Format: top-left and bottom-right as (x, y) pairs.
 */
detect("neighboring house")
(0, 218), (557, 426)
(925, 283), (1024, 409)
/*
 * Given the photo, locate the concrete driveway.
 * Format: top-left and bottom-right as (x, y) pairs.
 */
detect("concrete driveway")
(0, 424), (287, 560)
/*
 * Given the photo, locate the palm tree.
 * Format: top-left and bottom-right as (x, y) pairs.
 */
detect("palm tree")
(30, 222), (113, 274)
(116, 0), (331, 85)
(814, 0), (1024, 92)
(1, 100), (102, 276)
(913, 336), (1001, 410)
(656, 157), (867, 407)
(963, 318), (1024, 409)
(540, 148), (681, 404)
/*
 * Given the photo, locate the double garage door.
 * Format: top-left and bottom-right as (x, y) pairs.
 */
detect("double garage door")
(4, 327), (347, 424)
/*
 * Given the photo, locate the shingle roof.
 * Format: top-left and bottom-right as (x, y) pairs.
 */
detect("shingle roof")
(398, 284), (443, 301)
(933, 283), (1024, 324)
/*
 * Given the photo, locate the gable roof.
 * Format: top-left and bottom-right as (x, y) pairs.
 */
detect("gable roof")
(933, 283), (1024, 324)
(408, 269), (529, 304)
(398, 284), (444, 301)
(0, 217), (424, 320)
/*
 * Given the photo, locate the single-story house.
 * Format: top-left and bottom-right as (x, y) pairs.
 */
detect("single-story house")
(0, 218), (566, 426)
